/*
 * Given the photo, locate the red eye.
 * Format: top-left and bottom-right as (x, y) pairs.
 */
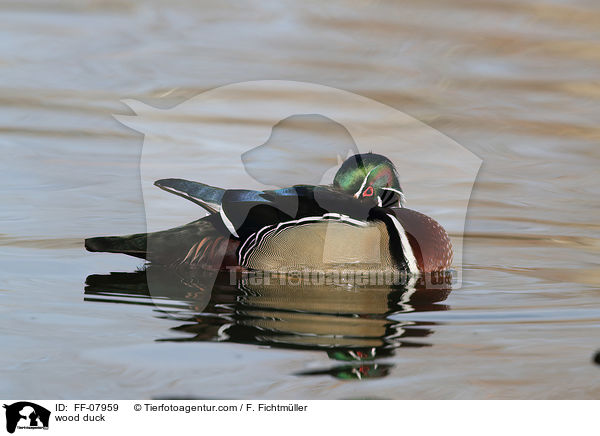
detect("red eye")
(362, 186), (374, 197)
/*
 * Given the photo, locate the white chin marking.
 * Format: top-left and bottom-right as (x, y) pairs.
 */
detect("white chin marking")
(386, 213), (419, 274)
(381, 187), (407, 207)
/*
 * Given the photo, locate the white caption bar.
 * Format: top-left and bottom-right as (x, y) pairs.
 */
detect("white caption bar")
(0, 400), (596, 435)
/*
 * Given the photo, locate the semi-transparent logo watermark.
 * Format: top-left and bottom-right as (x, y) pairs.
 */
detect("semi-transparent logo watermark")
(231, 268), (453, 288)
(116, 80), (480, 302)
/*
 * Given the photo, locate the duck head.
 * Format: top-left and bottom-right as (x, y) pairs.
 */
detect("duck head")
(333, 153), (405, 208)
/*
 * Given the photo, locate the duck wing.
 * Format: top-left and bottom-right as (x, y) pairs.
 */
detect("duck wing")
(153, 179), (372, 240)
(154, 178), (225, 214)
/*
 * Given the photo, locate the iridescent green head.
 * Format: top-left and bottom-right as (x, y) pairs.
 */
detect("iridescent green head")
(333, 153), (405, 208)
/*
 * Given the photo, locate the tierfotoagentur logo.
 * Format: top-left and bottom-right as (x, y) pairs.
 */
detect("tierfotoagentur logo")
(230, 268), (453, 288)
(115, 80), (480, 304)
(3, 402), (50, 434)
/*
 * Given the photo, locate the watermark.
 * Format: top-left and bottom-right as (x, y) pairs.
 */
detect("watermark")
(3, 402), (50, 434)
(115, 80), (480, 302)
(229, 267), (453, 288)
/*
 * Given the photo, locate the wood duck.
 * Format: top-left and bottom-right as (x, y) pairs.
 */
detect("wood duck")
(85, 153), (453, 274)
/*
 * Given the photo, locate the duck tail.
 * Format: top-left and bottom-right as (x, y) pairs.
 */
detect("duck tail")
(85, 233), (148, 259)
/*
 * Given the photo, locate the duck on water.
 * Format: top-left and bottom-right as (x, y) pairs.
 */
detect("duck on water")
(85, 153), (453, 274)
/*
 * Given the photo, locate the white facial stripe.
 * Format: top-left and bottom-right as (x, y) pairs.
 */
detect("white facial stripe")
(353, 167), (377, 198)
(381, 187), (402, 195)
(386, 213), (419, 274)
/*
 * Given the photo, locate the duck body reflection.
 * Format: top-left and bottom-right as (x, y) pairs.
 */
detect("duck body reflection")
(85, 267), (451, 380)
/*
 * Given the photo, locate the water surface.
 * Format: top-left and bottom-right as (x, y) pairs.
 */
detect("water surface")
(1, 0), (599, 399)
